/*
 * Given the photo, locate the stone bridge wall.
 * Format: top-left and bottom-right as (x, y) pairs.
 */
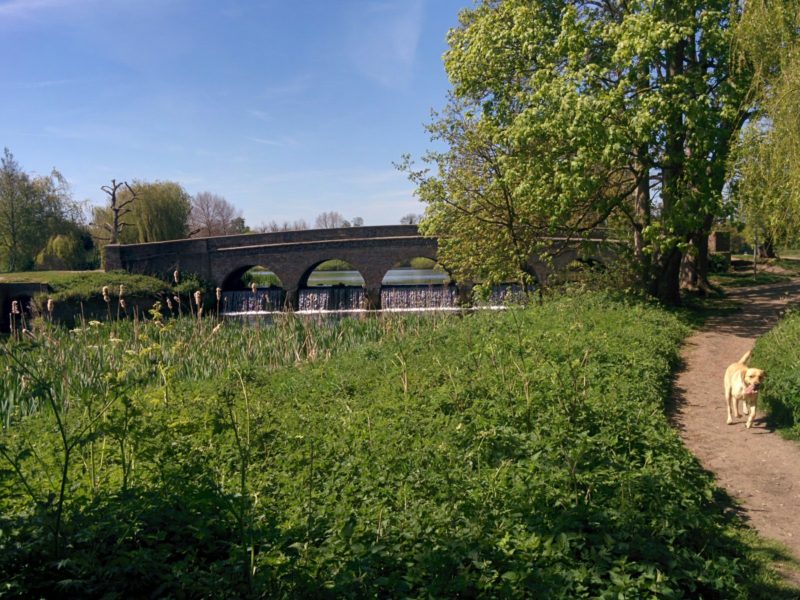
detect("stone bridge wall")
(104, 225), (611, 309)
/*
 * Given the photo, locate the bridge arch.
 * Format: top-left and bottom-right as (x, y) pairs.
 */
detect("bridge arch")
(297, 258), (369, 311)
(218, 262), (288, 312)
(220, 264), (285, 291)
(299, 258), (366, 289)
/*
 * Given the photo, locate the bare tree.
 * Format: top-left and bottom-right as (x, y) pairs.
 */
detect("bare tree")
(98, 179), (136, 244)
(189, 191), (244, 237)
(314, 211), (349, 228)
(400, 213), (422, 225)
(257, 219), (309, 232)
(351, 216), (364, 227)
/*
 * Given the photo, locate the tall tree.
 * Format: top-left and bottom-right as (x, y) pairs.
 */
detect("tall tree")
(188, 191), (246, 237)
(729, 1), (800, 256)
(0, 149), (81, 272)
(97, 179), (136, 245)
(408, 0), (751, 304)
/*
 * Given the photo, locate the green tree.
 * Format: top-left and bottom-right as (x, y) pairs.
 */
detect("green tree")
(93, 180), (191, 246)
(0, 149), (82, 272)
(35, 228), (97, 270)
(408, 0), (751, 304)
(729, 1), (800, 256)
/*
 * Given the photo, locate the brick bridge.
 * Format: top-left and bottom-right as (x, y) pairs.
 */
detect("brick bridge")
(103, 225), (611, 309)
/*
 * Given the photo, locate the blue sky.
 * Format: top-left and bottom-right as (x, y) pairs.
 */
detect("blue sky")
(0, 0), (470, 227)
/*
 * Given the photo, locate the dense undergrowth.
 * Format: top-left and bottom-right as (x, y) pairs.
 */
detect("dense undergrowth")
(0, 293), (783, 597)
(754, 308), (800, 437)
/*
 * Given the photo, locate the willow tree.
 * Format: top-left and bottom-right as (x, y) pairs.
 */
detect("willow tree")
(92, 180), (191, 246)
(410, 0), (751, 304)
(729, 1), (800, 256)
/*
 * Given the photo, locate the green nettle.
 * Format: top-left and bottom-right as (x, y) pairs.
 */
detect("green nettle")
(0, 297), (781, 596)
(408, 0), (751, 304)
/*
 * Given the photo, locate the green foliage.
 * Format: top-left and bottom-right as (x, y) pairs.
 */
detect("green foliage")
(242, 268), (282, 288)
(313, 259), (354, 272)
(729, 2), (800, 251)
(35, 270), (172, 303)
(405, 0), (752, 303)
(0, 149), (85, 273)
(754, 309), (800, 435)
(0, 294), (782, 596)
(35, 230), (97, 271)
(92, 179), (192, 246)
(708, 253), (731, 274)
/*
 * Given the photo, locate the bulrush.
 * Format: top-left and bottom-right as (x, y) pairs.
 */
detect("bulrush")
(118, 284), (125, 298)
(251, 281), (257, 294)
(102, 286), (110, 302)
(119, 298), (127, 311)
(194, 290), (203, 319)
(47, 298), (55, 314)
(11, 300), (20, 315)
(166, 297), (174, 311)
(216, 287), (222, 302)
(173, 269), (180, 284)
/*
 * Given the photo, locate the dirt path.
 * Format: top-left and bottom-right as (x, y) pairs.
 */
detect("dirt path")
(672, 279), (800, 582)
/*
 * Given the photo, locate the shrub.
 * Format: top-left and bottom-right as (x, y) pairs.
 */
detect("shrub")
(708, 252), (731, 274)
(754, 309), (800, 434)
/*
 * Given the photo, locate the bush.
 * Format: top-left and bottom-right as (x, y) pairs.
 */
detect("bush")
(708, 252), (731, 274)
(754, 309), (800, 434)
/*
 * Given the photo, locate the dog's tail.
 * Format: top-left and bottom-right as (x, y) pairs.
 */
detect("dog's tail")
(739, 350), (752, 364)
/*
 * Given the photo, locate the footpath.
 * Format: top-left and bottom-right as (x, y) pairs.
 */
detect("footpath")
(672, 279), (800, 585)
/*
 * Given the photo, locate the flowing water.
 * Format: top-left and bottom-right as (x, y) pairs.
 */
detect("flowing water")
(222, 268), (526, 315)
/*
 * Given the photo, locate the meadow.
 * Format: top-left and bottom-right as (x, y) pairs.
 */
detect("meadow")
(0, 292), (787, 597)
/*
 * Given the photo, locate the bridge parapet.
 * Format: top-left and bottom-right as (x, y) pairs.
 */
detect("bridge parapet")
(104, 225), (615, 309)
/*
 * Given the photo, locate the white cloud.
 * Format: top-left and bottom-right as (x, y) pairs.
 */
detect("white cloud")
(0, 78), (82, 89)
(260, 75), (312, 100)
(344, 0), (424, 89)
(248, 109), (272, 123)
(0, 0), (98, 19)
(247, 136), (300, 148)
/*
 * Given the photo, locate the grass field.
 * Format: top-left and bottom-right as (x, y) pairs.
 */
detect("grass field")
(0, 291), (792, 597)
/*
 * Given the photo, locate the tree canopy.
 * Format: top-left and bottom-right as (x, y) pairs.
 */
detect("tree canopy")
(92, 180), (192, 245)
(408, 0), (753, 303)
(188, 191), (247, 237)
(0, 149), (87, 272)
(729, 1), (800, 255)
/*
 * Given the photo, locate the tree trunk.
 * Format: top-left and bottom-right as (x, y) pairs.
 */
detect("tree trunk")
(681, 215), (714, 292)
(656, 247), (683, 306)
(758, 233), (776, 259)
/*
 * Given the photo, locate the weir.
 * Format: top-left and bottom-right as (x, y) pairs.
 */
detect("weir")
(220, 282), (529, 315)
